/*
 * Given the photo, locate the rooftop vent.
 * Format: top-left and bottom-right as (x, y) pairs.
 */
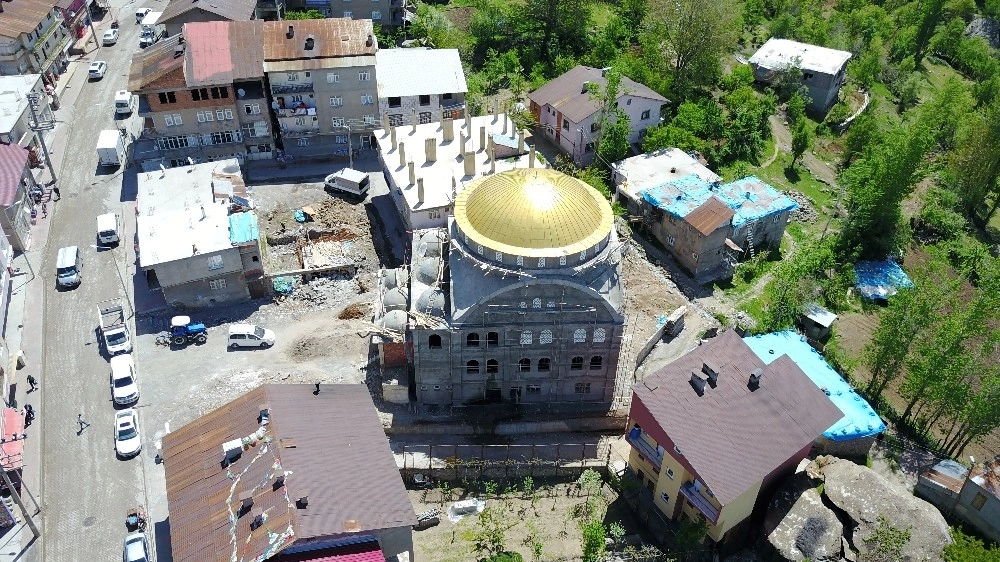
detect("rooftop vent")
(274, 473), (286, 488)
(745, 191), (751, 199)
(250, 507), (264, 530)
(690, 372), (706, 396)
(238, 490), (254, 511)
(601, 66), (612, 77)
(304, 36), (314, 50)
(366, 33), (373, 47)
(174, 44), (184, 58)
(670, 167), (676, 173)
(748, 368), (763, 390)
(222, 438), (242, 462)
(702, 361), (719, 386)
(581, 81), (590, 94)
(296, 491), (309, 509)
(258, 403), (270, 424)
(286, 25), (294, 39)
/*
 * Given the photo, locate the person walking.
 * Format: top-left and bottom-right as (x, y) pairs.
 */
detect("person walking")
(52, 186), (61, 200)
(77, 413), (90, 434)
(26, 374), (37, 392)
(23, 404), (34, 427)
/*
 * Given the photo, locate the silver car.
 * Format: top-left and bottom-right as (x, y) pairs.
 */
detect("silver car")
(123, 532), (149, 562)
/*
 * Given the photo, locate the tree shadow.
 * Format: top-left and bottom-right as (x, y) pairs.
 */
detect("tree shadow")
(784, 165), (801, 184)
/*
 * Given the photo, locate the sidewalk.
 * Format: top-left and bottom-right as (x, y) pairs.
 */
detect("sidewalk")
(0, 54), (90, 562)
(243, 150), (381, 183)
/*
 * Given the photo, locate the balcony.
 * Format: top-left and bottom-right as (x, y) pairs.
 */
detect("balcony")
(679, 481), (720, 525)
(274, 106), (316, 118)
(271, 83), (314, 95)
(281, 128), (319, 138)
(626, 428), (663, 473)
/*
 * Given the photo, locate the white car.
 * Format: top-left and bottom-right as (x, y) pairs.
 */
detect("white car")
(88, 61), (108, 80)
(123, 532), (149, 562)
(110, 354), (139, 405)
(134, 7), (151, 22)
(114, 409), (141, 458)
(102, 28), (119, 45)
(228, 324), (276, 349)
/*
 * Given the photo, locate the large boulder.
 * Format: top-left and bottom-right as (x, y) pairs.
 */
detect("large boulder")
(763, 472), (843, 561)
(816, 456), (951, 561)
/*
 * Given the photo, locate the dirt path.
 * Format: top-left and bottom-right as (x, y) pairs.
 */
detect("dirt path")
(766, 115), (841, 189)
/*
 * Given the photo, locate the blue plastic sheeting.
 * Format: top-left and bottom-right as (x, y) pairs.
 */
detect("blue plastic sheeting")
(228, 212), (260, 245)
(639, 174), (798, 227)
(744, 331), (886, 442)
(854, 260), (914, 300)
(273, 277), (293, 294)
(293, 210), (307, 223)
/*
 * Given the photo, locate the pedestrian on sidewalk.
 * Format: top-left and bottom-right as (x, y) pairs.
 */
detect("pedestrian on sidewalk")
(41, 201), (47, 218)
(77, 413), (90, 434)
(52, 186), (61, 200)
(23, 404), (34, 427)
(27, 374), (37, 392)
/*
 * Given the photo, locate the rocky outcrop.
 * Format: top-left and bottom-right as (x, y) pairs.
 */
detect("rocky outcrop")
(813, 456), (952, 562)
(764, 472), (843, 562)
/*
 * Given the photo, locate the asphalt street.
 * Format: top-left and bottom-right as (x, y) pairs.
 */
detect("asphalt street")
(37, 9), (154, 562)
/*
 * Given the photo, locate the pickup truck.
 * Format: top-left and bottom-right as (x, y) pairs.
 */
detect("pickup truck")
(98, 299), (132, 356)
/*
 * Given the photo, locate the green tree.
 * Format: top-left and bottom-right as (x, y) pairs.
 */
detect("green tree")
(848, 38), (883, 90)
(860, 515), (911, 562)
(519, 0), (592, 75)
(580, 519), (606, 562)
(469, 0), (516, 65)
(472, 502), (518, 559)
(674, 516), (708, 560)
(284, 8), (325, 19)
(944, 526), (1000, 562)
(913, 0), (946, 65)
(790, 119), (811, 167)
(948, 98), (1000, 226)
(590, 70), (632, 167)
(647, 0), (739, 99)
(410, 3), (468, 49)
(841, 101), (881, 167)
(786, 91), (807, 124)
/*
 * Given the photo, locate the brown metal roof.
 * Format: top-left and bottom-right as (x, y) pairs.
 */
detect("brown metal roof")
(0, 0), (57, 38)
(160, 0), (257, 24)
(262, 18), (376, 62)
(684, 196), (734, 236)
(631, 330), (842, 505)
(128, 34), (186, 92)
(183, 20), (264, 86)
(162, 384), (416, 562)
(527, 65), (668, 124)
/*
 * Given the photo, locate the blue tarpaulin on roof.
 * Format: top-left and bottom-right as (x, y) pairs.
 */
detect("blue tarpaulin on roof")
(639, 174), (798, 226)
(228, 212), (259, 245)
(854, 260), (914, 300)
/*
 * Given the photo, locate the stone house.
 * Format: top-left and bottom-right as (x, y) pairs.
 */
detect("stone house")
(0, 0), (71, 77)
(376, 47), (466, 126)
(625, 330), (842, 546)
(749, 38), (852, 113)
(528, 65), (667, 167)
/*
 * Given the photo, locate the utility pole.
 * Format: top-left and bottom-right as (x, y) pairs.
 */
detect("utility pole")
(26, 93), (57, 186)
(0, 469), (40, 538)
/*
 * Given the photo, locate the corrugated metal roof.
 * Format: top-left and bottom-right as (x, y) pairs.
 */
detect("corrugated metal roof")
(632, 330), (842, 505)
(527, 65), (667, 124)
(0, 0), (57, 38)
(162, 384), (415, 562)
(375, 48), (466, 98)
(749, 38), (852, 77)
(160, 0), (256, 24)
(262, 18), (376, 61)
(0, 144), (30, 207)
(228, 211), (259, 244)
(128, 34), (186, 92)
(184, 20), (265, 86)
(803, 303), (837, 328)
(683, 196), (733, 236)
(263, 55), (374, 73)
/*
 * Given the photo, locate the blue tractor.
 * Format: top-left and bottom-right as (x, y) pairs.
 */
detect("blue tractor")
(170, 316), (207, 346)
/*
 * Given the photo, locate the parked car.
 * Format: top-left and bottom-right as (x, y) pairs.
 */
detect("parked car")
(324, 168), (369, 197)
(123, 532), (149, 562)
(102, 28), (119, 45)
(134, 7), (151, 22)
(110, 354), (139, 405)
(114, 409), (141, 458)
(89, 61), (108, 80)
(228, 324), (275, 349)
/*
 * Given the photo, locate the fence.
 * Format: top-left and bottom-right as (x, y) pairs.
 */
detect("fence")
(397, 442), (612, 482)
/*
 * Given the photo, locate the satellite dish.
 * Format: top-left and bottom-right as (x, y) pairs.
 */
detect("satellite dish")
(237, 88), (246, 98)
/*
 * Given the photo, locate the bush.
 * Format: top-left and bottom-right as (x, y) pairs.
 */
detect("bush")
(825, 100), (852, 126)
(481, 553), (524, 562)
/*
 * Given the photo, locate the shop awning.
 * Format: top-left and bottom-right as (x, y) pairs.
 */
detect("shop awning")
(1, 408), (24, 470)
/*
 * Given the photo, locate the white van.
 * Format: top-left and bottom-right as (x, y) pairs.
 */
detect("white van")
(114, 90), (135, 115)
(110, 354), (139, 405)
(56, 246), (82, 287)
(97, 213), (121, 245)
(324, 168), (370, 197)
(228, 324), (276, 349)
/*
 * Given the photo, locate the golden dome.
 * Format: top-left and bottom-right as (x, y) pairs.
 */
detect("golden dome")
(454, 168), (614, 258)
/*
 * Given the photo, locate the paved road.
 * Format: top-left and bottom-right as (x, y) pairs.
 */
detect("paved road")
(39, 12), (150, 562)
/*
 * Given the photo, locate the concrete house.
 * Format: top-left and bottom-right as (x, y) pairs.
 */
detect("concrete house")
(375, 112), (535, 232)
(614, 150), (797, 281)
(916, 458), (1000, 545)
(0, 74), (53, 152)
(129, 22), (272, 168)
(159, 0), (258, 37)
(749, 38), (852, 113)
(528, 65), (667, 167)
(0, 143), (36, 251)
(136, 159), (264, 308)
(162, 384), (417, 562)
(0, 0), (71, 77)
(376, 47), (466, 126)
(624, 330), (842, 546)
(375, 168), (625, 408)
(263, 18), (379, 159)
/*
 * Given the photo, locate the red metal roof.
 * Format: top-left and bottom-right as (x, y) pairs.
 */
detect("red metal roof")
(0, 144), (30, 207)
(278, 540), (385, 562)
(183, 20), (265, 87)
(1, 408), (24, 470)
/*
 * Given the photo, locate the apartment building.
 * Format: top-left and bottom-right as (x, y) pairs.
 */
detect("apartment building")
(128, 22), (272, 168)
(376, 47), (466, 126)
(0, 0), (72, 77)
(160, 0), (258, 37)
(263, 18), (378, 159)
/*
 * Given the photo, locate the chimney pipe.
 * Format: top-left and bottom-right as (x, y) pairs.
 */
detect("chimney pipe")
(463, 151), (475, 176)
(425, 137), (436, 163)
(479, 126), (486, 152)
(296, 491), (309, 508)
(690, 372), (706, 396)
(493, 99), (498, 122)
(407, 161), (415, 185)
(502, 115), (508, 135)
(443, 118), (454, 142)
(382, 112), (390, 135)
(451, 176), (457, 199)
(464, 111), (471, 133)
(286, 25), (294, 38)
(489, 143), (496, 174)
(411, 108), (417, 134)
(390, 125), (397, 149)
(459, 132), (466, 151)
(518, 130), (525, 153)
(748, 368), (763, 390)
(239, 491), (254, 510)
(398, 142), (406, 168)
(529, 146), (536, 168)
(417, 178), (424, 203)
